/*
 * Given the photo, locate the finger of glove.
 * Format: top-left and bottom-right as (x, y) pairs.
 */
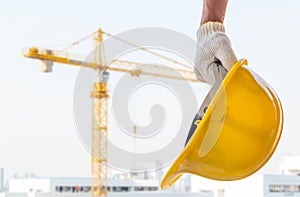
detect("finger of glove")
(213, 35), (237, 71)
(194, 61), (216, 84)
(194, 42), (218, 84)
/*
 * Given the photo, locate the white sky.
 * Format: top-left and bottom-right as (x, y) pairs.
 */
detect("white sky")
(0, 0), (300, 185)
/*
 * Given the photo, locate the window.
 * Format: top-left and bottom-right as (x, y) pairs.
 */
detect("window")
(55, 185), (91, 193)
(63, 186), (71, 192)
(269, 184), (300, 193)
(134, 186), (158, 191)
(54, 185), (137, 193)
(83, 186), (91, 192)
(112, 186), (129, 192)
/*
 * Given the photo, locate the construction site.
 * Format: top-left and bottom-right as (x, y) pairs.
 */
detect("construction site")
(1, 1), (300, 197)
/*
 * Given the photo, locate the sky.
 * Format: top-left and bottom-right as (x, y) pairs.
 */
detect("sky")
(0, 0), (300, 186)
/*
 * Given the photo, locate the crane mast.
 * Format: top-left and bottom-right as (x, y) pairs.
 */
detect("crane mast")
(90, 29), (109, 197)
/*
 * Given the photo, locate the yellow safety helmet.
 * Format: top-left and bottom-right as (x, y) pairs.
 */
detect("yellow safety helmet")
(160, 59), (283, 190)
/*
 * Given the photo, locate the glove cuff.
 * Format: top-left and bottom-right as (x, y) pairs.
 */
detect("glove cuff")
(197, 22), (225, 43)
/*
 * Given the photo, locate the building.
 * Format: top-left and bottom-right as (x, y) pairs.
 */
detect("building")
(5, 175), (213, 197)
(193, 174), (300, 197)
(0, 168), (3, 191)
(7, 155), (300, 197)
(0, 168), (5, 197)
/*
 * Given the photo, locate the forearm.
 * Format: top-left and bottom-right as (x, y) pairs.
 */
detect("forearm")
(200, 0), (229, 25)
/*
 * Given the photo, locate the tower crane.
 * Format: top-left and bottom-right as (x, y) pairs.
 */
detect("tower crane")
(23, 29), (198, 197)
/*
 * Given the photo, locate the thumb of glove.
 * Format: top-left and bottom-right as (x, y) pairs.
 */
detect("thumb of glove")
(214, 35), (237, 72)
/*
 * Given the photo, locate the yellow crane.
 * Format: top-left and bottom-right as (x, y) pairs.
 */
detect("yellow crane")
(23, 29), (198, 197)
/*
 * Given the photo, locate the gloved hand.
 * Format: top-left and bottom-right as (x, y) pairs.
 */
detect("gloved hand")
(194, 22), (237, 84)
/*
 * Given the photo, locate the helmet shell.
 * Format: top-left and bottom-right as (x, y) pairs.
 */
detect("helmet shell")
(161, 59), (283, 190)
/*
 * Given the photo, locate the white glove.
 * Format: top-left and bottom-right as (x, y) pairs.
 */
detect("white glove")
(194, 22), (237, 84)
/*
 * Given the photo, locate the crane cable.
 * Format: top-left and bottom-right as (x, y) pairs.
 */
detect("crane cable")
(102, 31), (193, 70)
(60, 30), (193, 70)
(60, 31), (97, 51)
